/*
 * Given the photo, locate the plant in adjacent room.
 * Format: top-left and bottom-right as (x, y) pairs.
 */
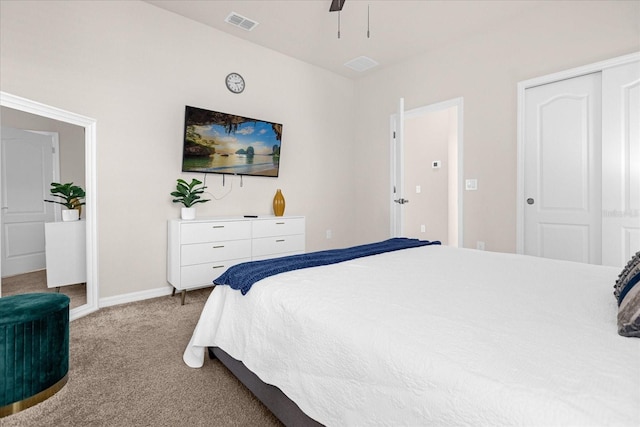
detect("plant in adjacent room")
(44, 182), (86, 209)
(170, 178), (210, 208)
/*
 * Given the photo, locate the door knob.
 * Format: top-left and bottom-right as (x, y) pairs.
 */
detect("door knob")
(526, 198), (534, 205)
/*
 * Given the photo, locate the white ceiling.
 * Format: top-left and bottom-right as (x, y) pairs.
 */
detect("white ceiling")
(144, 0), (550, 79)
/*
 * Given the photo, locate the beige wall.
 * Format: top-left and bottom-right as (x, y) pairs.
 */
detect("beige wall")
(353, 1), (640, 252)
(403, 109), (451, 244)
(0, 0), (356, 299)
(1, 1), (638, 301)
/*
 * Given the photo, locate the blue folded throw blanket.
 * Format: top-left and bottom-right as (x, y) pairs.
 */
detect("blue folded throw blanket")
(214, 237), (440, 295)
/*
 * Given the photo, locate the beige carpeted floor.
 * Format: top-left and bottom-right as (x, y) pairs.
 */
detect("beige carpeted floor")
(2, 270), (86, 310)
(0, 287), (281, 427)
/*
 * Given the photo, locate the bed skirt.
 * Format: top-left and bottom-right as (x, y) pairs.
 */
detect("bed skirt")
(209, 347), (323, 427)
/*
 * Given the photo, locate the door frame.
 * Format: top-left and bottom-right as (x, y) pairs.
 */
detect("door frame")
(28, 131), (62, 221)
(0, 92), (98, 321)
(390, 97), (464, 247)
(516, 52), (640, 254)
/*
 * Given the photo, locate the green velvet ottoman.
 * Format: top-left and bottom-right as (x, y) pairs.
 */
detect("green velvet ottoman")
(0, 293), (70, 417)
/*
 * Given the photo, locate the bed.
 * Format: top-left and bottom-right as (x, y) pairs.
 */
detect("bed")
(183, 240), (640, 426)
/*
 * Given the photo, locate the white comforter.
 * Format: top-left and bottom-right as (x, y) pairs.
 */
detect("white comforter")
(184, 245), (640, 426)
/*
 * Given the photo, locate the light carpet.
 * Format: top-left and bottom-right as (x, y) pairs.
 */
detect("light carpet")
(0, 287), (281, 427)
(2, 270), (86, 310)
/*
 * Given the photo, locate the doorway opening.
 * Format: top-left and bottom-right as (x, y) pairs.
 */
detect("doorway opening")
(390, 97), (464, 247)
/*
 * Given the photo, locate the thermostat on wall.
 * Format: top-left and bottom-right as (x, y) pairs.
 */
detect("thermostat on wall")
(432, 160), (441, 169)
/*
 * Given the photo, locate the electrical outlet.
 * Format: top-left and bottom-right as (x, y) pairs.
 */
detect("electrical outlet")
(477, 241), (485, 250)
(420, 224), (426, 233)
(326, 229), (332, 239)
(465, 179), (478, 191)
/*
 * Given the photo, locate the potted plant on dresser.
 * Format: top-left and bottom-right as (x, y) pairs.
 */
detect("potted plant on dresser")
(170, 178), (210, 220)
(44, 182), (85, 221)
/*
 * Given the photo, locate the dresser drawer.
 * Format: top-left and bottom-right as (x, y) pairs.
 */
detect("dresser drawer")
(252, 217), (305, 238)
(168, 216), (305, 296)
(181, 239), (251, 266)
(180, 220), (251, 244)
(180, 257), (250, 289)
(252, 234), (305, 258)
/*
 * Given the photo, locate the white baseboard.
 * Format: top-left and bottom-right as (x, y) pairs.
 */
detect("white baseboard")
(99, 285), (174, 308)
(70, 304), (99, 322)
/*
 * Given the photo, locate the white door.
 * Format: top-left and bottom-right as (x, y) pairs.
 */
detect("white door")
(391, 98), (463, 246)
(391, 98), (406, 237)
(524, 73), (602, 264)
(602, 61), (640, 266)
(1, 127), (58, 277)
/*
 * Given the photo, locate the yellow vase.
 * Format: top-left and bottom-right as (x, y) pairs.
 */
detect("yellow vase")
(273, 189), (285, 216)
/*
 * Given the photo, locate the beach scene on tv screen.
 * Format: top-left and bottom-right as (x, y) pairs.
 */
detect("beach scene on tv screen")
(183, 108), (282, 177)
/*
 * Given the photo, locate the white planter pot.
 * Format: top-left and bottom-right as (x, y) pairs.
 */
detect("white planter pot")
(62, 209), (80, 222)
(181, 207), (196, 220)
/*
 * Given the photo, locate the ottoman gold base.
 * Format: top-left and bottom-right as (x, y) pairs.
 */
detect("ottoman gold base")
(0, 374), (68, 418)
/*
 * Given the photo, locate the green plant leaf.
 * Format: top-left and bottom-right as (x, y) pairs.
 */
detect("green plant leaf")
(170, 178), (210, 207)
(46, 182), (86, 209)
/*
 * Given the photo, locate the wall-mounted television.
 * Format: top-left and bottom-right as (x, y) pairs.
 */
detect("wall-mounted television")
(182, 105), (282, 177)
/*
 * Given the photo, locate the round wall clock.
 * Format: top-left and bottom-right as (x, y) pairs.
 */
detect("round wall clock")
(225, 72), (245, 94)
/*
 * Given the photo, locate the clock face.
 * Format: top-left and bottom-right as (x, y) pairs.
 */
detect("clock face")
(225, 72), (245, 93)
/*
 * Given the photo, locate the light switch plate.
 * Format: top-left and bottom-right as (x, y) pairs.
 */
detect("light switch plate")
(465, 179), (478, 191)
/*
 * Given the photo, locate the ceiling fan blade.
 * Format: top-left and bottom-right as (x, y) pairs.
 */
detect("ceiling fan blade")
(329, 0), (345, 12)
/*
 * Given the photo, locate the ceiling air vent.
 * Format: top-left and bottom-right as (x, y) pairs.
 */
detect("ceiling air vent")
(344, 56), (379, 72)
(225, 12), (259, 32)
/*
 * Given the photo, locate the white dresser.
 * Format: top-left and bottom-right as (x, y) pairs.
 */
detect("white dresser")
(167, 216), (305, 304)
(44, 220), (87, 288)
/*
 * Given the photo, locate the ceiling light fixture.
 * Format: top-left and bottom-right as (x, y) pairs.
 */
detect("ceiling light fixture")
(329, 0), (345, 12)
(329, 1), (371, 40)
(329, 0), (345, 38)
(367, 4), (370, 39)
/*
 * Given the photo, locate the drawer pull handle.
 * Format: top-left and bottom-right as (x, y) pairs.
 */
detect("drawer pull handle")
(212, 225), (225, 229)
(212, 245), (225, 249)
(276, 222), (285, 225)
(276, 239), (285, 242)
(212, 265), (225, 269)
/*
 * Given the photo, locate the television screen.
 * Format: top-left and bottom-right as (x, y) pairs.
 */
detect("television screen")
(182, 105), (282, 177)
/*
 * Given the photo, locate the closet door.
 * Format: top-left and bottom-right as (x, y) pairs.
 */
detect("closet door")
(602, 61), (640, 266)
(523, 73), (602, 264)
